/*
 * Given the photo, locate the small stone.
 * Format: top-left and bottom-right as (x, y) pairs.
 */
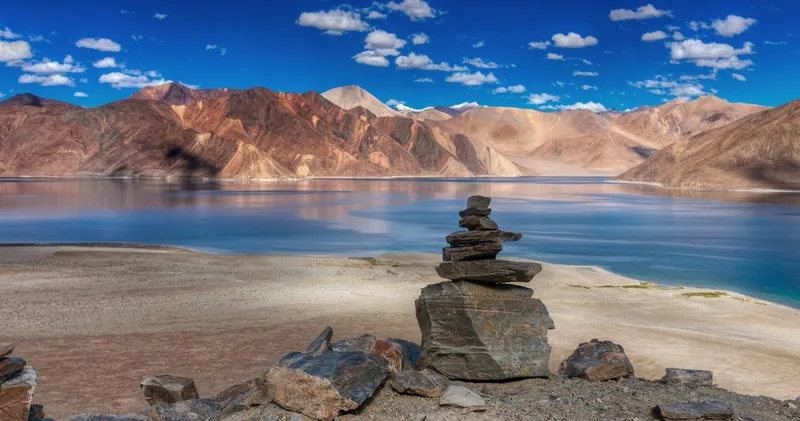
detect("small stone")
(150, 399), (221, 421)
(332, 334), (403, 373)
(0, 357), (26, 383)
(0, 366), (38, 421)
(466, 195), (491, 209)
(390, 369), (450, 398)
(656, 400), (735, 420)
(140, 375), (199, 406)
(435, 260), (542, 283)
(27, 404), (45, 421)
(386, 337), (420, 370)
(458, 207), (492, 217)
(661, 369), (713, 387)
(440, 385), (486, 412)
(446, 230), (521, 247)
(65, 414), (148, 421)
(306, 327), (333, 355)
(442, 243), (502, 262)
(458, 216), (498, 231)
(557, 339), (635, 382)
(0, 344), (14, 359)
(213, 378), (262, 410)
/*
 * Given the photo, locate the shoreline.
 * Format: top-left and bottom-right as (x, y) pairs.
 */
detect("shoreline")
(607, 179), (800, 194)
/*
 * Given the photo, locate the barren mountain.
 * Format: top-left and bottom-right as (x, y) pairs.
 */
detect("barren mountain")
(130, 83), (237, 106)
(321, 85), (400, 118)
(398, 108), (452, 122)
(616, 100), (800, 190)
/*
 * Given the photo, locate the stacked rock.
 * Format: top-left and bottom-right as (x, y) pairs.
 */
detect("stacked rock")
(0, 344), (41, 421)
(416, 195), (555, 381)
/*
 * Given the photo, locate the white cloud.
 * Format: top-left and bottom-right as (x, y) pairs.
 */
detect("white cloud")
(76, 38), (121, 52)
(386, 99), (405, 107)
(543, 101), (607, 112)
(628, 75), (707, 99)
(411, 33), (429, 45)
(573, 71), (599, 76)
(492, 85), (526, 94)
(353, 50), (390, 67)
(445, 71), (499, 86)
(93, 57), (118, 68)
(546, 53), (564, 60)
(712, 15), (756, 37)
(386, 0), (437, 21)
(18, 74), (75, 87)
(414, 77), (433, 83)
(145, 70), (161, 77)
(529, 41), (551, 50)
(552, 32), (598, 48)
(694, 55), (753, 70)
(131, 35), (143, 41)
(669, 39), (754, 59)
(732, 73), (746, 82)
(22, 56), (85, 74)
(206, 44), (227, 55)
(297, 9), (368, 35)
(79, 78), (88, 83)
(672, 31), (684, 41)
(552, 80), (565, 88)
(473, 41), (485, 48)
(28, 35), (47, 43)
(0, 92), (5, 98)
(1, 27), (21, 39)
(641, 31), (667, 42)
(206, 44), (217, 50)
(365, 30), (407, 56)
(396, 103), (432, 112)
(689, 21), (711, 31)
(679, 71), (717, 81)
(395, 53), (467, 71)
(120, 9), (134, 14)
(764, 40), (787, 45)
(99, 72), (168, 89)
(582, 59), (592, 65)
(74, 92), (88, 97)
(463, 57), (499, 69)
(649, 89), (666, 95)
(366, 11), (387, 20)
(581, 85), (598, 90)
(609, 4), (672, 21)
(154, 13), (167, 20)
(0, 40), (33, 62)
(527, 93), (560, 105)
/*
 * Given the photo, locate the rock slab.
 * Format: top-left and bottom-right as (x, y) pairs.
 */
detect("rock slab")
(558, 339), (635, 382)
(661, 368), (713, 387)
(439, 385), (486, 412)
(435, 260), (542, 283)
(416, 281), (554, 380)
(0, 357), (26, 383)
(458, 216), (498, 231)
(140, 375), (199, 406)
(150, 399), (221, 421)
(332, 334), (404, 373)
(656, 400), (735, 420)
(442, 243), (502, 262)
(386, 337), (420, 371)
(0, 344), (13, 359)
(446, 230), (521, 247)
(0, 366), (38, 421)
(390, 369), (450, 398)
(306, 327), (333, 355)
(65, 414), (148, 421)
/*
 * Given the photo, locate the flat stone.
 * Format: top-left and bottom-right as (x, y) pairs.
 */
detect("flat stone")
(306, 327), (333, 355)
(466, 195), (491, 209)
(0, 357), (26, 383)
(0, 366), (38, 421)
(557, 339), (635, 381)
(458, 216), (498, 231)
(656, 400), (735, 420)
(0, 344), (13, 359)
(28, 404), (45, 421)
(416, 281), (554, 381)
(332, 334), (403, 373)
(150, 399), (221, 421)
(661, 368), (713, 387)
(386, 337), (420, 371)
(263, 351), (391, 421)
(440, 385), (486, 412)
(436, 260), (542, 283)
(213, 378), (267, 411)
(390, 369), (450, 398)
(140, 375), (199, 406)
(446, 230), (521, 247)
(65, 414), (148, 421)
(442, 243), (502, 262)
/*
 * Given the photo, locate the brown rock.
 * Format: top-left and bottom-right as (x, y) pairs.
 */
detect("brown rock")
(557, 339), (634, 381)
(435, 260), (542, 283)
(446, 230), (521, 247)
(386, 337), (420, 371)
(656, 400), (735, 420)
(661, 368), (713, 387)
(149, 399), (221, 421)
(0, 357), (26, 383)
(0, 344), (13, 359)
(140, 375), (199, 406)
(213, 378), (263, 409)
(0, 366), (38, 421)
(332, 334), (404, 373)
(458, 216), (498, 231)
(306, 327), (333, 355)
(458, 207), (492, 218)
(389, 369), (450, 398)
(443, 243), (502, 262)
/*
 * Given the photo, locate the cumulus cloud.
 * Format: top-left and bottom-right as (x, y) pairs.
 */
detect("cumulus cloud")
(99, 72), (169, 89)
(609, 4), (672, 21)
(573, 71), (599, 76)
(473, 41), (485, 48)
(93, 57), (118, 68)
(22, 56), (85, 74)
(131, 35), (143, 41)
(712, 15), (756, 37)
(366, 11), (387, 20)
(527, 93), (560, 105)
(74, 92), (88, 97)
(386, 0), (437, 21)
(542, 101), (608, 112)
(154, 13), (167, 20)
(395, 53), (466, 71)
(411, 33), (429, 45)
(365, 30), (407, 56)
(689, 21), (711, 31)
(552, 32), (598, 48)
(732, 73), (746, 82)
(546, 53), (564, 60)
(694, 55), (753, 70)
(353, 50), (390, 67)
(672, 31), (685, 41)
(764, 40), (787, 45)
(581, 85), (598, 90)
(668, 39), (755, 69)
(297, 9), (368, 35)
(1, 27), (21, 39)
(386, 99), (405, 107)
(76, 38), (122, 52)
(641, 31), (667, 41)
(582, 59), (592, 65)
(529, 41), (551, 50)
(492, 85), (526, 94)
(28, 35), (47, 43)
(414, 77), (434, 83)
(628, 74), (708, 99)
(206, 44), (227, 55)
(445, 71), (499, 86)
(552, 81), (566, 88)
(463, 57), (500, 69)
(19, 74), (75, 87)
(0, 40), (33, 62)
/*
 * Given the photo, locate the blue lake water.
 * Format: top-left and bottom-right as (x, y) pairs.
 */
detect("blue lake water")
(1, 177), (799, 308)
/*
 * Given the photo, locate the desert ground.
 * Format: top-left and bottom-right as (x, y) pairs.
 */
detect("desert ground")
(1, 246), (799, 419)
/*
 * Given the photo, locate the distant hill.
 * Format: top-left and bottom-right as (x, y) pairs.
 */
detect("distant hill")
(0, 93), (79, 110)
(130, 82), (236, 106)
(435, 102), (482, 117)
(321, 85), (400, 118)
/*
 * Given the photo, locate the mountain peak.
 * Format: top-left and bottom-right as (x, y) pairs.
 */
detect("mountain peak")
(130, 83), (233, 106)
(0, 93), (74, 109)
(321, 85), (400, 118)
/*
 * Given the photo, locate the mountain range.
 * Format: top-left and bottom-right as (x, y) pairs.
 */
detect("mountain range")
(0, 82), (793, 189)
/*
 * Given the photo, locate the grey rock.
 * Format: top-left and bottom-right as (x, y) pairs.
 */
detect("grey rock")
(331, 334), (376, 353)
(416, 281), (554, 380)
(390, 369), (450, 398)
(435, 260), (542, 283)
(0, 357), (26, 383)
(466, 195), (491, 209)
(445, 230), (521, 247)
(140, 375), (199, 406)
(557, 339), (635, 381)
(263, 351), (391, 421)
(442, 243), (502, 262)
(661, 368), (713, 387)
(306, 327), (333, 355)
(656, 400), (735, 420)
(65, 414), (148, 421)
(0, 343), (13, 359)
(150, 399), (221, 421)
(386, 337), (420, 370)
(458, 207), (492, 217)
(213, 378), (269, 412)
(27, 404), (45, 421)
(332, 334), (403, 373)
(439, 385), (486, 411)
(0, 366), (38, 421)
(458, 216), (498, 231)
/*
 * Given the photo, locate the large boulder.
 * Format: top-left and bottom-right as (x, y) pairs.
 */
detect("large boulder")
(458, 216), (498, 231)
(442, 243), (502, 262)
(389, 369), (449, 398)
(0, 366), (38, 421)
(0, 357), (26, 383)
(149, 399), (221, 421)
(416, 281), (554, 380)
(263, 351), (391, 421)
(557, 339), (634, 381)
(140, 375), (199, 406)
(661, 368), (713, 387)
(656, 400), (735, 420)
(445, 230), (521, 247)
(435, 260), (542, 283)
(332, 334), (403, 373)
(386, 337), (420, 370)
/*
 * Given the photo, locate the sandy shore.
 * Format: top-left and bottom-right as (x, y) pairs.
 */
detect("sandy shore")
(1, 246), (799, 418)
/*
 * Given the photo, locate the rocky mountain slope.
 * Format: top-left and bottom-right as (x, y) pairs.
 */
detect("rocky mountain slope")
(321, 85), (400, 118)
(615, 100), (800, 190)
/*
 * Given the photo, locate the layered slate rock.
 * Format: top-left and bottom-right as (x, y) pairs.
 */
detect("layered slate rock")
(386, 337), (420, 371)
(263, 351), (391, 421)
(661, 369), (713, 387)
(557, 339), (635, 381)
(0, 344), (13, 359)
(436, 260), (542, 283)
(443, 243), (502, 262)
(213, 378), (269, 412)
(332, 334), (404, 373)
(0, 366), (38, 421)
(65, 414), (149, 421)
(656, 400), (735, 420)
(306, 327), (334, 355)
(458, 216), (498, 231)
(416, 281), (554, 380)
(150, 399), (221, 421)
(0, 357), (26, 383)
(389, 369), (449, 398)
(140, 375), (199, 406)
(445, 230), (522, 247)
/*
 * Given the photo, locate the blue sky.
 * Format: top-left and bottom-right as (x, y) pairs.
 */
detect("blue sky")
(1, 0), (797, 111)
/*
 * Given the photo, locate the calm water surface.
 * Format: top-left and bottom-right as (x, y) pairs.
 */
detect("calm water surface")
(1, 177), (799, 308)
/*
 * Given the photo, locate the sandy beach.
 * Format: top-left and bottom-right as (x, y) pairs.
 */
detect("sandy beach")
(1, 245), (799, 419)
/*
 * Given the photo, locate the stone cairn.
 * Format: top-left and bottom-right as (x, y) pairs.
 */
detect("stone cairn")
(416, 195), (555, 380)
(0, 344), (45, 421)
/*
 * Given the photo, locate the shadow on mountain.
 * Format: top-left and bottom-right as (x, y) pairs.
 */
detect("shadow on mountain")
(164, 146), (221, 193)
(632, 147), (656, 159)
(740, 167), (800, 191)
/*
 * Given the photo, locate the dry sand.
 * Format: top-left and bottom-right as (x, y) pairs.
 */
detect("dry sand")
(0, 246), (798, 419)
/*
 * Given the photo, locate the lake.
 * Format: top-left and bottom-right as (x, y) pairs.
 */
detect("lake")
(1, 177), (799, 308)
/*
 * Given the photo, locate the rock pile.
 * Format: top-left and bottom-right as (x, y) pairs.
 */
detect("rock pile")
(0, 343), (43, 421)
(416, 195), (555, 381)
